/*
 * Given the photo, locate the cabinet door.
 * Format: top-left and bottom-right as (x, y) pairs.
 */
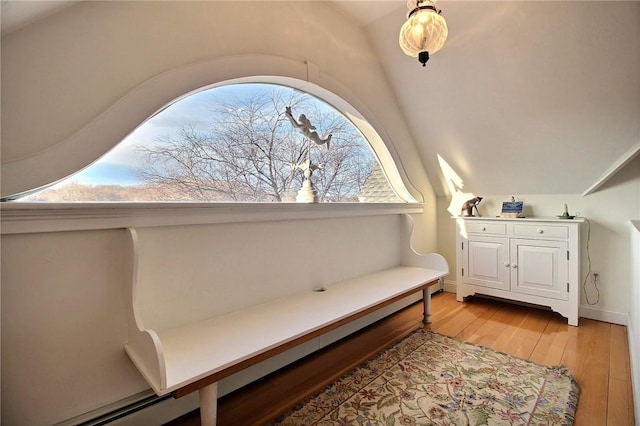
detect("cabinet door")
(510, 239), (568, 300)
(465, 236), (510, 290)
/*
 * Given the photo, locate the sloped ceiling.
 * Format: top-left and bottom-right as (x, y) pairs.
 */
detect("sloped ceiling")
(0, 0), (77, 35)
(3, 1), (639, 198)
(337, 1), (639, 197)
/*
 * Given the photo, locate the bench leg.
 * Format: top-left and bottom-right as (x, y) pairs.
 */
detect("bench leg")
(199, 382), (218, 426)
(422, 288), (432, 324)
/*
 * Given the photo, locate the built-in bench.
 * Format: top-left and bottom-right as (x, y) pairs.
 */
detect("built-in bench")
(124, 213), (448, 425)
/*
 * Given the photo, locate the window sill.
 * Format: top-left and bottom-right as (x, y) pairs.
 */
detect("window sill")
(0, 202), (424, 234)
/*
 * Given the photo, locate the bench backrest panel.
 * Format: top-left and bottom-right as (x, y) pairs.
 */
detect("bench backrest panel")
(131, 215), (402, 331)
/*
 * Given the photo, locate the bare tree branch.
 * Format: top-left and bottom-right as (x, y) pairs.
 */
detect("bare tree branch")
(135, 86), (377, 202)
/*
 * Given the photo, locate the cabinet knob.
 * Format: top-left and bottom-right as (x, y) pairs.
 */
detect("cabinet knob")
(512, 264), (518, 268)
(481, 226), (486, 231)
(537, 229), (544, 234)
(504, 262), (510, 267)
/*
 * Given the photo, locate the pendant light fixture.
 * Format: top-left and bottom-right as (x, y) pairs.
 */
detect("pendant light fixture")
(399, 0), (448, 67)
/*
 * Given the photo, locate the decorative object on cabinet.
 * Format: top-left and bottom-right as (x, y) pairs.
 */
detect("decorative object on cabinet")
(501, 196), (524, 218)
(461, 196), (483, 217)
(456, 217), (584, 326)
(557, 203), (576, 219)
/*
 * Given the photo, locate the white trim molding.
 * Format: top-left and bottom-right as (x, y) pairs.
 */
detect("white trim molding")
(442, 279), (457, 294)
(0, 202), (424, 235)
(579, 305), (628, 326)
(442, 282), (628, 325)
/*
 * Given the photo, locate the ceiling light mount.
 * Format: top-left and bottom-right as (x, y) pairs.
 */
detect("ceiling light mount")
(408, 3), (438, 16)
(399, 0), (448, 67)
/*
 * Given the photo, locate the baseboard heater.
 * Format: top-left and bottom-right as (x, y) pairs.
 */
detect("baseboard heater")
(54, 391), (172, 426)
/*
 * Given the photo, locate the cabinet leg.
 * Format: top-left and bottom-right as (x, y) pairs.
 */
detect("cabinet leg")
(422, 288), (432, 324)
(199, 382), (218, 426)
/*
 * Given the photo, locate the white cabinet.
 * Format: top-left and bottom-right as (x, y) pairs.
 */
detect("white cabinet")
(456, 217), (583, 326)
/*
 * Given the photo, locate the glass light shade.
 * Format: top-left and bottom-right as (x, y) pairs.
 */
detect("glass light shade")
(399, 3), (448, 59)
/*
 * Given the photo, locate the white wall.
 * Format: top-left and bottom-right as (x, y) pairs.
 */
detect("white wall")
(1, 229), (151, 424)
(438, 155), (640, 324)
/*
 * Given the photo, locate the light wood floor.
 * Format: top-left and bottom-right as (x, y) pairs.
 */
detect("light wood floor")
(166, 291), (635, 426)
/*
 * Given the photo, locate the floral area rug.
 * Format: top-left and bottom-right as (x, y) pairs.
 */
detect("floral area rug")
(271, 328), (579, 425)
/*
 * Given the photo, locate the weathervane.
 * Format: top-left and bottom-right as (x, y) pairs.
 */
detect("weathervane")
(285, 106), (332, 203)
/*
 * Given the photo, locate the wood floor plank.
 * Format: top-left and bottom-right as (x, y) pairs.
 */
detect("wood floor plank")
(608, 324), (635, 425)
(529, 314), (572, 366)
(430, 297), (493, 338)
(459, 300), (525, 350)
(565, 319), (610, 425)
(610, 324), (631, 381)
(165, 292), (634, 426)
(492, 307), (551, 359)
(442, 297), (506, 342)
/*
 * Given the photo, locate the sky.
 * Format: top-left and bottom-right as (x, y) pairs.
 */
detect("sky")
(64, 87), (217, 187)
(60, 84), (276, 187)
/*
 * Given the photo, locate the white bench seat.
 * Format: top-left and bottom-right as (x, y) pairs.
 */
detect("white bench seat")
(130, 266), (444, 396)
(124, 215), (448, 425)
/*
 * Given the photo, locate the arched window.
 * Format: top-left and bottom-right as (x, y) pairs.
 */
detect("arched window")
(17, 83), (402, 203)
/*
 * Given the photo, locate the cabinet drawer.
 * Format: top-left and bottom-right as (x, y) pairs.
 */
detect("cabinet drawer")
(465, 222), (506, 235)
(513, 224), (568, 239)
